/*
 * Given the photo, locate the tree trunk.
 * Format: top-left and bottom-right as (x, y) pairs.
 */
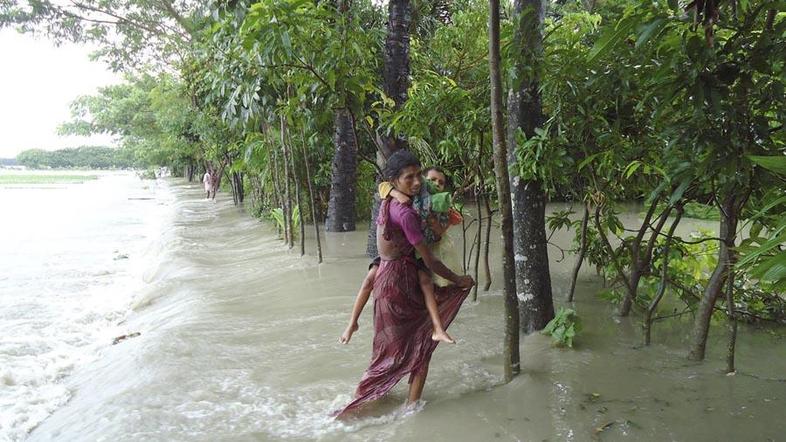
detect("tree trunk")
(270, 145), (285, 240)
(688, 193), (741, 361)
(232, 171), (244, 204)
(489, 0), (520, 382)
(644, 207), (683, 345)
(280, 122), (294, 248)
(325, 108), (358, 232)
(483, 193), (493, 291)
(301, 126), (323, 263)
(507, 0), (554, 333)
(567, 202), (590, 302)
(281, 121), (300, 249)
(367, 0), (412, 257)
(620, 201), (670, 316)
(725, 255), (737, 373)
(280, 118), (294, 248)
(285, 132), (305, 256)
(382, 0), (411, 153)
(473, 188), (482, 301)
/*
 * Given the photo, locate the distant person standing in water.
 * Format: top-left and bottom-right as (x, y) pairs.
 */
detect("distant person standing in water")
(203, 170), (214, 199)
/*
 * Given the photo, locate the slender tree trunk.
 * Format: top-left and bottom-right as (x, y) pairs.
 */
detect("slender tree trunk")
(725, 253), (738, 373)
(507, 0), (554, 333)
(689, 193), (741, 361)
(232, 172), (244, 204)
(644, 207), (683, 345)
(285, 132), (305, 256)
(278, 119), (293, 247)
(270, 143), (285, 240)
(367, 0), (412, 257)
(325, 108), (358, 232)
(301, 127), (323, 263)
(473, 188), (483, 301)
(462, 215), (468, 273)
(489, 0), (520, 382)
(186, 161), (195, 182)
(620, 200), (670, 316)
(484, 193), (493, 291)
(568, 202), (590, 302)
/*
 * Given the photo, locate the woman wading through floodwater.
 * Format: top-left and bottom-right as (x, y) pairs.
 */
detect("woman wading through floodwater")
(334, 150), (474, 419)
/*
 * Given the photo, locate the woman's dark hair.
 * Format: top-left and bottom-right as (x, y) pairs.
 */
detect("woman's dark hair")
(384, 150), (421, 181)
(424, 166), (452, 190)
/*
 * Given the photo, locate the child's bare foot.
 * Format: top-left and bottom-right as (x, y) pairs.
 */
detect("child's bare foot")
(431, 330), (455, 344)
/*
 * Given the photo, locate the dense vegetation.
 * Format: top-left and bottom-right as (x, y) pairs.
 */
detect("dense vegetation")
(3, 0), (783, 377)
(15, 146), (135, 169)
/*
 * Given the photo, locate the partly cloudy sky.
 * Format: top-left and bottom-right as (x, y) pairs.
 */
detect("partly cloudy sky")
(0, 29), (121, 158)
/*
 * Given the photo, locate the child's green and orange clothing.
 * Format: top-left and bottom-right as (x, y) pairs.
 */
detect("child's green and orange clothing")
(378, 181), (462, 245)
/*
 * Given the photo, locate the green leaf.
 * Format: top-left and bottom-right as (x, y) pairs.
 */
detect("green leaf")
(587, 16), (636, 63)
(754, 253), (786, 282)
(623, 160), (642, 179)
(635, 18), (666, 48)
(749, 155), (786, 176)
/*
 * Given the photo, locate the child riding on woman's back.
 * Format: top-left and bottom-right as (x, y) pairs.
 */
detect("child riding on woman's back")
(340, 167), (463, 345)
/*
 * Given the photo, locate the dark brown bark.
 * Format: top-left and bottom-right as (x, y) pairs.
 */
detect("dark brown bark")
(268, 134), (285, 239)
(301, 126), (323, 263)
(483, 193), (493, 291)
(462, 214), (468, 273)
(280, 117), (294, 248)
(185, 162), (195, 182)
(621, 202), (672, 315)
(231, 171), (244, 204)
(507, 0), (554, 333)
(325, 108), (358, 232)
(367, 0), (412, 257)
(644, 207), (683, 346)
(765, 9), (776, 30)
(489, 0), (520, 382)
(725, 255), (737, 373)
(473, 189), (482, 301)
(567, 202), (590, 302)
(689, 193), (742, 361)
(382, 0), (411, 153)
(594, 196), (671, 316)
(285, 131), (305, 256)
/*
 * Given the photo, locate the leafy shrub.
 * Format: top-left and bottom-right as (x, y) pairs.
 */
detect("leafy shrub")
(543, 307), (581, 348)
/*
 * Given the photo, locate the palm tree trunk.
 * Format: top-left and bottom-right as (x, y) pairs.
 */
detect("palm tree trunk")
(325, 108), (358, 232)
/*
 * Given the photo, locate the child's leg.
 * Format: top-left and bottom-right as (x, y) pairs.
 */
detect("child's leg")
(419, 270), (455, 344)
(340, 265), (378, 344)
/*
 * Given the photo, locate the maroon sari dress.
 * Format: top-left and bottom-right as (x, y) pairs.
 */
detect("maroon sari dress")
(334, 199), (470, 418)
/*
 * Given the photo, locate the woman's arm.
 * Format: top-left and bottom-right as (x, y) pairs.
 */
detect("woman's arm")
(414, 242), (474, 288)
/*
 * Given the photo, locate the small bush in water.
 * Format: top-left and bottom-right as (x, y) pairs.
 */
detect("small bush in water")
(543, 307), (581, 348)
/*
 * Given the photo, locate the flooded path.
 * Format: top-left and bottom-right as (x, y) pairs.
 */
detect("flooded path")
(3, 175), (783, 441)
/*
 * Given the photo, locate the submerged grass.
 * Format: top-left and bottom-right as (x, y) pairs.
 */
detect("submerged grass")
(0, 174), (99, 184)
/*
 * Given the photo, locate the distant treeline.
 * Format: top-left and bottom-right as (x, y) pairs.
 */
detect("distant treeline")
(15, 146), (134, 169)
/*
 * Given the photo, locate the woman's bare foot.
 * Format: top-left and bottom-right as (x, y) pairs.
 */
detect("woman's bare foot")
(431, 329), (455, 344)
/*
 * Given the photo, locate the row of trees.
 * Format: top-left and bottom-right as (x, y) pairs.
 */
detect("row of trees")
(15, 146), (136, 169)
(3, 0), (783, 380)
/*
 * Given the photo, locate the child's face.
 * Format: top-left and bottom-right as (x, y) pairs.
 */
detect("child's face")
(426, 169), (446, 192)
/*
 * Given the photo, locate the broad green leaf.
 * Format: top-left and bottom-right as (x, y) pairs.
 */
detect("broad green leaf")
(749, 155), (786, 176)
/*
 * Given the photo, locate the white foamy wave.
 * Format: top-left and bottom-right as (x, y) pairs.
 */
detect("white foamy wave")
(0, 174), (172, 441)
